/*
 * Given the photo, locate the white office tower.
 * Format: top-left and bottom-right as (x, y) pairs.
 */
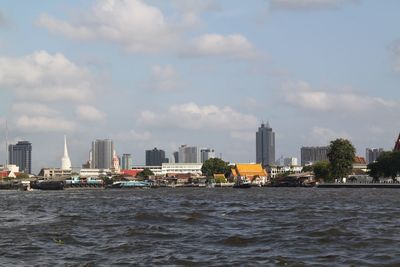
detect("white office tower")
(61, 135), (72, 170)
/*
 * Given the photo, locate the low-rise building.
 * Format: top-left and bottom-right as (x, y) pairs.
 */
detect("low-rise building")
(38, 168), (72, 178)
(268, 165), (303, 179)
(231, 163), (269, 185)
(79, 168), (112, 178)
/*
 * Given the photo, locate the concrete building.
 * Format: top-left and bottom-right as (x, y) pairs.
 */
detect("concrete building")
(268, 165), (303, 179)
(79, 168), (112, 178)
(121, 154), (133, 170)
(394, 133), (400, 151)
(132, 163), (203, 176)
(300, 146), (329, 166)
(178, 145), (200, 163)
(146, 148), (168, 166)
(284, 157), (298, 167)
(173, 151), (179, 163)
(38, 168), (72, 178)
(61, 135), (72, 170)
(9, 141), (32, 174)
(200, 148), (215, 163)
(256, 122), (275, 167)
(90, 139), (114, 169)
(365, 148), (384, 164)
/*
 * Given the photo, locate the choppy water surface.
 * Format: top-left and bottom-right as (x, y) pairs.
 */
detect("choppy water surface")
(1, 188), (400, 266)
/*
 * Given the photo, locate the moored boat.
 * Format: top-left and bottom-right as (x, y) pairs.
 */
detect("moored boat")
(31, 180), (65, 190)
(233, 177), (252, 189)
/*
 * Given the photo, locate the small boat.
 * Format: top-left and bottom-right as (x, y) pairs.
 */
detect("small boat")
(233, 177), (252, 189)
(107, 180), (151, 189)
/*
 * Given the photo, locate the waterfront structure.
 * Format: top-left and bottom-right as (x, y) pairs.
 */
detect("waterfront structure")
(231, 163), (268, 185)
(394, 133), (400, 151)
(365, 148), (384, 164)
(38, 168), (72, 178)
(300, 146), (329, 166)
(179, 145), (200, 163)
(90, 139), (114, 169)
(268, 165), (303, 179)
(61, 135), (72, 170)
(200, 148), (215, 163)
(121, 154), (133, 170)
(256, 122), (275, 167)
(283, 157), (298, 167)
(8, 141), (32, 174)
(79, 168), (112, 178)
(132, 163), (203, 176)
(0, 164), (19, 179)
(146, 148), (168, 166)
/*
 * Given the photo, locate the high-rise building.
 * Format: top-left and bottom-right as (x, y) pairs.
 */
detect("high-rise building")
(146, 148), (168, 166)
(8, 141), (32, 174)
(300, 146), (329, 166)
(200, 148), (215, 163)
(173, 151), (179, 163)
(121, 154), (133, 170)
(90, 139), (114, 169)
(61, 135), (72, 170)
(256, 122), (275, 167)
(178, 145), (200, 163)
(365, 148), (384, 164)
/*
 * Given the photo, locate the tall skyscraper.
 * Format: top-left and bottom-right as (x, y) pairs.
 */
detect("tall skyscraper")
(178, 145), (200, 163)
(121, 154), (133, 170)
(90, 139), (114, 169)
(173, 151), (179, 163)
(61, 135), (72, 170)
(300, 146), (329, 166)
(256, 122), (275, 167)
(8, 141), (32, 174)
(146, 148), (168, 166)
(366, 148), (384, 164)
(200, 148), (215, 163)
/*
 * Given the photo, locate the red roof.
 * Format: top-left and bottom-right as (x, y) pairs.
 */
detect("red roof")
(354, 156), (366, 164)
(0, 171), (9, 178)
(121, 169), (143, 177)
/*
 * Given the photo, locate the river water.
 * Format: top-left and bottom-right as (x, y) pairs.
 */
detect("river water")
(1, 188), (400, 266)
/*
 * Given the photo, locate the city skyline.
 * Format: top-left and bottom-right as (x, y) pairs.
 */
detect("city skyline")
(1, 1), (400, 171)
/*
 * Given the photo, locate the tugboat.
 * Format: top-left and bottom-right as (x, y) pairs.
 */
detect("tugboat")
(233, 177), (252, 189)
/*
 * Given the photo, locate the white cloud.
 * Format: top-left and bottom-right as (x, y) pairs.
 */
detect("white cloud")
(146, 65), (184, 92)
(0, 50), (93, 102)
(16, 115), (76, 133)
(76, 105), (106, 122)
(391, 40), (400, 73)
(282, 81), (396, 112)
(310, 126), (350, 145)
(185, 34), (256, 59)
(137, 102), (258, 131)
(230, 131), (255, 142)
(37, 0), (177, 53)
(114, 130), (152, 141)
(172, 0), (221, 28)
(12, 102), (58, 116)
(270, 0), (359, 10)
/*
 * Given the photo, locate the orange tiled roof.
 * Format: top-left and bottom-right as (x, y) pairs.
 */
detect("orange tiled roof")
(234, 164), (267, 177)
(354, 156), (366, 164)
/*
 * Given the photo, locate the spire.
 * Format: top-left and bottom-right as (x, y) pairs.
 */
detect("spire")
(61, 135), (72, 170)
(394, 133), (400, 151)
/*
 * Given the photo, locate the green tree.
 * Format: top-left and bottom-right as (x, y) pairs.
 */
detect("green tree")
(301, 165), (313, 173)
(201, 158), (231, 178)
(313, 161), (331, 182)
(368, 151), (400, 182)
(327, 138), (356, 182)
(137, 168), (154, 179)
(16, 173), (29, 179)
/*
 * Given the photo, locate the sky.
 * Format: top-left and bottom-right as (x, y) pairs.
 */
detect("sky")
(0, 0), (400, 173)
